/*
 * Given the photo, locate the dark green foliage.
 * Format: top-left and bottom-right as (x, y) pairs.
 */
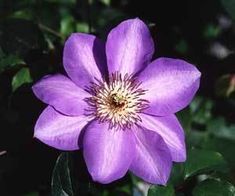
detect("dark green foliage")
(51, 153), (74, 196)
(0, 19), (47, 57)
(148, 185), (175, 196)
(184, 149), (228, 178)
(221, 0), (235, 21)
(192, 179), (235, 196)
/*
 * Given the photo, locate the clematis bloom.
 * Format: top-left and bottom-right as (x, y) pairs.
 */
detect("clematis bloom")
(32, 18), (201, 185)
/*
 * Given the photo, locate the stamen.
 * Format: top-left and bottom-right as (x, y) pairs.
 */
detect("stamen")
(85, 72), (149, 129)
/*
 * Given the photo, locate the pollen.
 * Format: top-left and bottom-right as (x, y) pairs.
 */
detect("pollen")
(85, 72), (149, 129)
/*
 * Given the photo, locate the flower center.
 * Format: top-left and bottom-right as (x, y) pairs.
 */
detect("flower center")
(85, 72), (148, 129)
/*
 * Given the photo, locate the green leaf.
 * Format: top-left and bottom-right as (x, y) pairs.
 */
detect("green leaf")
(76, 22), (90, 33)
(12, 67), (32, 91)
(203, 24), (221, 39)
(207, 117), (235, 140)
(175, 39), (188, 54)
(190, 97), (213, 125)
(60, 14), (75, 37)
(169, 163), (185, 186)
(51, 153), (74, 196)
(176, 107), (191, 133)
(0, 48), (24, 73)
(148, 184), (175, 196)
(192, 179), (235, 196)
(184, 149), (227, 179)
(100, 0), (111, 6)
(202, 136), (235, 169)
(59, 7), (77, 38)
(221, 0), (235, 21)
(187, 130), (207, 148)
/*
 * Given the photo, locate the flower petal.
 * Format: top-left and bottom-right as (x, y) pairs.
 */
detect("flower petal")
(129, 127), (172, 185)
(83, 121), (135, 184)
(138, 57), (201, 116)
(106, 18), (154, 76)
(139, 113), (186, 162)
(32, 74), (89, 116)
(34, 106), (89, 150)
(63, 33), (107, 88)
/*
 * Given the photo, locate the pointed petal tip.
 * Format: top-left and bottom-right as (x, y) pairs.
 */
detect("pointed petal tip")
(139, 114), (186, 163)
(196, 68), (202, 77)
(33, 132), (38, 139)
(160, 178), (168, 186)
(31, 74), (89, 116)
(191, 64), (201, 79)
(63, 33), (106, 88)
(196, 70), (202, 82)
(106, 17), (154, 76)
(154, 176), (168, 186)
(177, 155), (187, 163)
(136, 168), (170, 185)
(129, 128), (172, 185)
(140, 177), (168, 186)
(138, 58), (201, 116)
(127, 17), (143, 24)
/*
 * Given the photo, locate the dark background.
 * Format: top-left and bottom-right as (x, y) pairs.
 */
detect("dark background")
(0, 0), (235, 195)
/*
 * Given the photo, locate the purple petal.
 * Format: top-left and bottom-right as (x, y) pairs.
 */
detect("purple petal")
(32, 74), (89, 116)
(63, 33), (107, 88)
(106, 18), (154, 76)
(34, 106), (90, 150)
(129, 127), (172, 185)
(138, 57), (201, 116)
(83, 121), (135, 184)
(139, 113), (186, 162)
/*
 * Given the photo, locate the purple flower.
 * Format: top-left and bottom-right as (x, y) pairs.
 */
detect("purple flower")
(32, 18), (201, 185)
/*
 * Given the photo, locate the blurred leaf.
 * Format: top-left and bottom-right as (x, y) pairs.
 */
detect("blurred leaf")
(100, 0), (111, 6)
(92, 7), (126, 37)
(60, 14), (75, 37)
(221, 0), (235, 21)
(203, 24), (221, 39)
(190, 97), (213, 125)
(175, 39), (188, 54)
(0, 18), (46, 57)
(23, 192), (39, 196)
(0, 48), (24, 73)
(177, 107), (191, 132)
(169, 163), (185, 186)
(202, 136), (235, 169)
(12, 67), (32, 91)
(215, 74), (235, 97)
(187, 131), (207, 148)
(76, 22), (90, 33)
(147, 184), (175, 196)
(37, 2), (61, 31)
(192, 179), (235, 196)
(208, 117), (235, 140)
(51, 153), (74, 196)
(46, 0), (75, 3)
(11, 9), (34, 20)
(0, 0), (35, 17)
(184, 149), (228, 179)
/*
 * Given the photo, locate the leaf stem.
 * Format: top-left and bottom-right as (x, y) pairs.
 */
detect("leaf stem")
(38, 23), (63, 38)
